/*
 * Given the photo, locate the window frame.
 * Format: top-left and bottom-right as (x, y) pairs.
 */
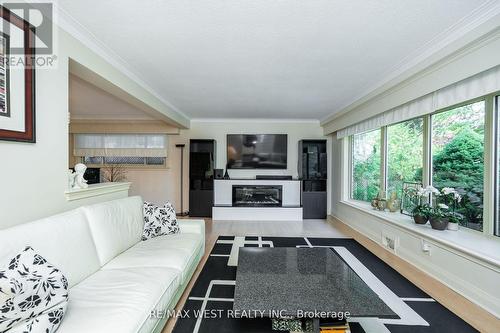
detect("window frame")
(349, 128), (383, 202)
(430, 99), (487, 232)
(385, 117), (425, 197)
(494, 95), (500, 236)
(347, 92), (500, 237)
(71, 133), (169, 170)
(80, 156), (168, 169)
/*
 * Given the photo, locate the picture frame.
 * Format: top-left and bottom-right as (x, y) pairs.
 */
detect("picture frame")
(0, 31), (10, 118)
(400, 181), (423, 216)
(0, 5), (36, 143)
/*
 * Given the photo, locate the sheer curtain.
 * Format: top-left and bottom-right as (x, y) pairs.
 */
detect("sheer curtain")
(74, 134), (168, 157)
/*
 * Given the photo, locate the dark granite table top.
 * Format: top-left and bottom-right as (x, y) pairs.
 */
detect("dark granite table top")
(233, 247), (396, 318)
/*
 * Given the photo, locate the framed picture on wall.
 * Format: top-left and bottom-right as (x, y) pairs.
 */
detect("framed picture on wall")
(0, 5), (36, 142)
(0, 32), (10, 118)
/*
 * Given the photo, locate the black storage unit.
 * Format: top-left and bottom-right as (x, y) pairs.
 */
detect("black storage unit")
(298, 140), (327, 219)
(189, 139), (216, 217)
(85, 168), (101, 185)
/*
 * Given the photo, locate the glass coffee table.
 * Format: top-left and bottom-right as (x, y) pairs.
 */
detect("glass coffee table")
(233, 247), (396, 332)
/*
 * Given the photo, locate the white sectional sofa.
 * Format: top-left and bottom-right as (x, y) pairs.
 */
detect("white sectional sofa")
(0, 196), (205, 333)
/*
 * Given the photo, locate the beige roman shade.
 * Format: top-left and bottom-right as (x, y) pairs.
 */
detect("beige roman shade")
(336, 65), (500, 138)
(74, 134), (168, 157)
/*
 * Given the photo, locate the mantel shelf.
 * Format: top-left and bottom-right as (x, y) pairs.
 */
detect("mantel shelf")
(65, 182), (131, 202)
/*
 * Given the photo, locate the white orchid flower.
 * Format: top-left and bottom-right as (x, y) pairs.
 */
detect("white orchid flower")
(441, 187), (456, 195)
(416, 188), (427, 197)
(438, 203), (449, 210)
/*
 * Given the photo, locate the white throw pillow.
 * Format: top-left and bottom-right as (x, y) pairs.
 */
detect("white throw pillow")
(0, 246), (69, 333)
(142, 202), (180, 241)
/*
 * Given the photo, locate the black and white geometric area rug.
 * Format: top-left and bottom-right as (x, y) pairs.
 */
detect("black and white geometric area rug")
(172, 236), (476, 333)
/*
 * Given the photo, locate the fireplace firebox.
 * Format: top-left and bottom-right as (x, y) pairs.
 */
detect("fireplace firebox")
(232, 185), (283, 207)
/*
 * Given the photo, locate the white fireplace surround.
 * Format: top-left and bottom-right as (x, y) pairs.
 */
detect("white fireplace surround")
(212, 179), (302, 221)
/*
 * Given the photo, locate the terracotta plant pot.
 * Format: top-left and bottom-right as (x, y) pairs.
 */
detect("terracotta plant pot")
(413, 214), (428, 225)
(447, 222), (459, 231)
(429, 217), (449, 230)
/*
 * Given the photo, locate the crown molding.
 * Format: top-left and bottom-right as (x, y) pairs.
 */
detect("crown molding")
(321, 0), (500, 126)
(56, 4), (190, 124)
(190, 118), (320, 124)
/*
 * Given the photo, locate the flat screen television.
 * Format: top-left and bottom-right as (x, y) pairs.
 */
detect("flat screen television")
(227, 134), (287, 169)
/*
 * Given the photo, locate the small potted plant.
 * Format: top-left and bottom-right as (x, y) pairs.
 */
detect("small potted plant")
(410, 186), (437, 224)
(440, 187), (462, 231)
(412, 204), (431, 224)
(429, 204), (450, 230)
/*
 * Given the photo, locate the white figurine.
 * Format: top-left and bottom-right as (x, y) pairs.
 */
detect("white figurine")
(68, 169), (76, 189)
(72, 163), (89, 189)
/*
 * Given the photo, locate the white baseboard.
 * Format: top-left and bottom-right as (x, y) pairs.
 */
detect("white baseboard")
(212, 206), (303, 221)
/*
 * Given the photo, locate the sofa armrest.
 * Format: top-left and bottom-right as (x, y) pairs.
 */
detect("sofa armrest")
(178, 219), (205, 235)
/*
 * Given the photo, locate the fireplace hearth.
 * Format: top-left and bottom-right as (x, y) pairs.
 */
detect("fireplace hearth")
(232, 185), (283, 207)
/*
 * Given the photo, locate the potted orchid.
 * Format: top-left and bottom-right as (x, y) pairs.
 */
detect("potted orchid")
(440, 187), (462, 231)
(411, 186), (436, 225)
(428, 187), (462, 231)
(412, 203), (431, 224)
(429, 203), (450, 230)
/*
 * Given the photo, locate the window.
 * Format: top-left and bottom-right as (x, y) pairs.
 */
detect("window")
(346, 93), (500, 236)
(82, 156), (166, 166)
(74, 134), (168, 167)
(496, 96), (500, 237)
(387, 118), (424, 197)
(351, 129), (381, 202)
(431, 101), (485, 231)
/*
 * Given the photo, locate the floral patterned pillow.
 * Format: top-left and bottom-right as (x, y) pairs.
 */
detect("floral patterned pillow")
(142, 202), (180, 241)
(0, 247), (68, 333)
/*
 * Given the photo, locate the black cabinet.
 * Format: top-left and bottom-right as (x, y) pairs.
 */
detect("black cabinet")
(189, 190), (214, 217)
(189, 139), (216, 217)
(298, 140), (327, 219)
(302, 192), (327, 219)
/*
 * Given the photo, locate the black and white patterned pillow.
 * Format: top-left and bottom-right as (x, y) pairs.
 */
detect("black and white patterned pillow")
(142, 201), (180, 241)
(0, 247), (68, 333)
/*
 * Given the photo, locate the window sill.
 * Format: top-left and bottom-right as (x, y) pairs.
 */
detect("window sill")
(339, 200), (500, 269)
(65, 182), (131, 202)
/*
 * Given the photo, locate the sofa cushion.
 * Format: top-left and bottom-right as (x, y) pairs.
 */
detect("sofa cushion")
(102, 233), (203, 283)
(0, 209), (101, 288)
(0, 247), (68, 333)
(57, 267), (179, 333)
(178, 219), (205, 236)
(83, 196), (144, 266)
(7, 306), (66, 333)
(142, 202), (179, 241)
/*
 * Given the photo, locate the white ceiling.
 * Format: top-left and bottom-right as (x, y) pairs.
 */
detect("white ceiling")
(59, 0), (491, 120)
(69, 75), (155, 120)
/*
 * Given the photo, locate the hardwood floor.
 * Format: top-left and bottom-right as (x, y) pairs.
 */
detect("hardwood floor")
(162, 217), (499, 333)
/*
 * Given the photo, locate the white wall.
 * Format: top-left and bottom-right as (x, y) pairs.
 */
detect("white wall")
(0, 27), (184, 229)
(127, 119), (331, 214)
